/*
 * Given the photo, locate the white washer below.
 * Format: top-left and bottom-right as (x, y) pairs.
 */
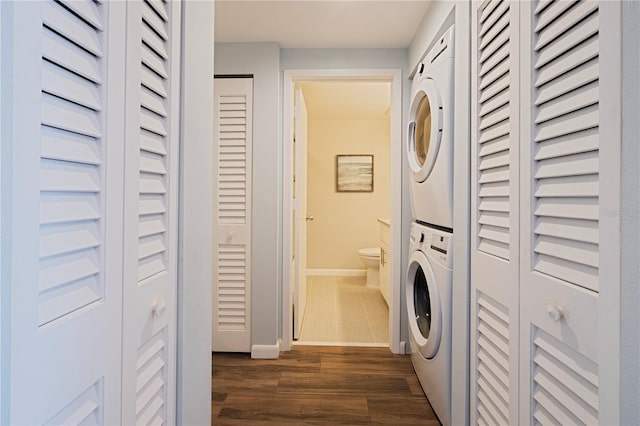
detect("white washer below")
(406, 221), (452, 425)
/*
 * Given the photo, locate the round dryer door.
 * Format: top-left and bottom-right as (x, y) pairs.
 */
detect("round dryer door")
(407, 78), (443, 183)
(406, 250), (442, 359)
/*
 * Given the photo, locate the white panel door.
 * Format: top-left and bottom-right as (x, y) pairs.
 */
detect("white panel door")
(212, 77), (253, 352)
(470, 1), (520, 424)
(293, 87), (309, 340)
(519, 1), (620, 424)
(8, 0), (126, 423)
(122, 0), (181, 424)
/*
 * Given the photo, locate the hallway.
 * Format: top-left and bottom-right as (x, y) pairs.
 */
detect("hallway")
(212, 346), (440, 425)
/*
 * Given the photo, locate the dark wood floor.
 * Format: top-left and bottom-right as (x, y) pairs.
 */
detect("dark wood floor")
(212, 345), (441, 425)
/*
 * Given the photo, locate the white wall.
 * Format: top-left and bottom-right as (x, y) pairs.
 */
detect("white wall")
(214, 43), (281, 350)
(621, 1), (640, 423)
(306, 118), (390, 270)
(408, 2), (470, 425)
(281, 48), (410, 346)
(179, 1), (214, 424)
(0, 2), (5, 421)
(408, 1), (455, 76)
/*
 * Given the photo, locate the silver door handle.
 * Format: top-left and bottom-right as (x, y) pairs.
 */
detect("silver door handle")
(305, 215), (314, 222)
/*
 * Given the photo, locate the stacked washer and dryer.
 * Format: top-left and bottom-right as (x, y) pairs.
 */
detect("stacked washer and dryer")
(406, 25), (455, 426)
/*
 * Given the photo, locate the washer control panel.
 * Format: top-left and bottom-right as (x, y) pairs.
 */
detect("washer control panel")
(410, 223), (453, 269)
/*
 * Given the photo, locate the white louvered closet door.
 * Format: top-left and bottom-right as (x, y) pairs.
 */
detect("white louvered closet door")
(121, 1), (181, 424)
(470, 1), (520, 424)
(8, 0), (126, 424)
(212, 78), (253, 352)
(519, 1), (621, 425)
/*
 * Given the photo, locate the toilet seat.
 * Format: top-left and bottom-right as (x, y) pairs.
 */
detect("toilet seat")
(358, 247), (380, 259)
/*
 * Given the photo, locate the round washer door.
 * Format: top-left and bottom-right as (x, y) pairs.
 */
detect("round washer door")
(407, 78), (443, 183)
(406, 249), (442, 359)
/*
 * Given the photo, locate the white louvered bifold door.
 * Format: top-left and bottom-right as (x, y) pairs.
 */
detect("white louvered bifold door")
(212, 78), (253, 352)
(470, 1), (520, 424)
(8, 1), (126, 424)
(519, 1), (621, 425)
(121, 1), (181, 424)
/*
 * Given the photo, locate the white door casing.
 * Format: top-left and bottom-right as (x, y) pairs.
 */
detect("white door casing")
(470, 1), (520, 424)
(122, 0), (181, 424)
(293, 87), (309, 340)
(212, 77), (253, 352)
(8, 0), (126, 423)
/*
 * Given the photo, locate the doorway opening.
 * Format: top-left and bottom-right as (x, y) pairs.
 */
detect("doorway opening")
(282, 69), (403, 353)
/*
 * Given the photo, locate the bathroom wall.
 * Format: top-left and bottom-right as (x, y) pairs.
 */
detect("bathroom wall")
(306, 117), (390, 271)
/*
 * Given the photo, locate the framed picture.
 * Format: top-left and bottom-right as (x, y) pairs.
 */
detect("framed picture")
(336, 155), (374, 192)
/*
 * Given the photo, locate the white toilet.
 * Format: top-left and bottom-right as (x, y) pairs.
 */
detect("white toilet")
(358, 247), (380, 288)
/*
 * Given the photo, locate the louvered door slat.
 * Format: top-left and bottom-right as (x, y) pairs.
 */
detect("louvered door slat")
(480, 5), (509, 44)
(43, 1), (102, 57)
(535, 37), (598, 87)
(42, 62), (102, 111)
(142, 23), (168, 60)
(535, 11), (598, 68)
(41, 127), (100, 164)
(58, 0), (103, 30)
(40, 224), (100, 258)
(142, 44), (168, 79)
(535, 216), (598, 244)
(534, 82), (598, 124)
(42, 94), (101, 138)
(535, 0), (579, 32)
(142, 1), (168, 40)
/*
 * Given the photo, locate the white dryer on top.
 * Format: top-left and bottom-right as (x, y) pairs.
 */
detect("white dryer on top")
(408, 25), (455, 230)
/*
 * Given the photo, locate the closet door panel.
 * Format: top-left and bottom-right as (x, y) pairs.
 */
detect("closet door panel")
(121, 1), (181, 424)
(8, 1), (126, 423)
(212, 77), (253, 353)
(520, 1), (621, 424)
(470, 1), (520, 424)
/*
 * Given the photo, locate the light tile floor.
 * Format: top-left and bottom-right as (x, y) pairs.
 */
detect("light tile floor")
(297, 275), (389, 345)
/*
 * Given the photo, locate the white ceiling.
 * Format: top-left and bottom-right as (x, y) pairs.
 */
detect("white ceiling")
(300, 82), (391, 120)
(215, 1), (431, 48)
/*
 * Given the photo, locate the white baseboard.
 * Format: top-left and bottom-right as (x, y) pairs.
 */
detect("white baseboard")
(306, 269), (366, 277)
(251, 343), (280, 359)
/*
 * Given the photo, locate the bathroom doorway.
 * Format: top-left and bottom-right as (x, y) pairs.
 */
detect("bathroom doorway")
(295, 81), (391, 346)
(282, 69), (404, 353)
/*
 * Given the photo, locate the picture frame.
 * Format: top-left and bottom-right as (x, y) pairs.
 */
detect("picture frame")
(336, 155), (374, 192)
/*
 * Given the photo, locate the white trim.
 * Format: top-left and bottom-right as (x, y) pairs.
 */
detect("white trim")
(306, 269), (366, 277)
(282, 68), (403, 354)
(177, 1), (214, 425)
(251, 343), (280, 359)
(598, 2), (622, 423)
